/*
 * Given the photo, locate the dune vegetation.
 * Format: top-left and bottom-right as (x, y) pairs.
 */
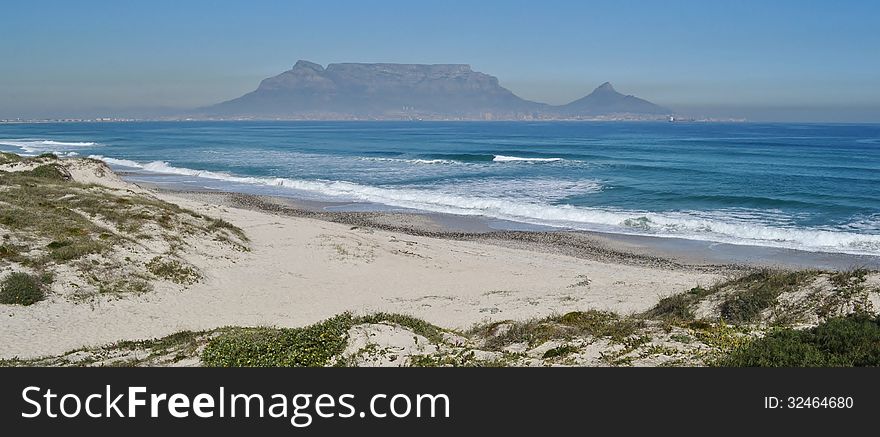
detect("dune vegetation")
(0, 153), (248, 303)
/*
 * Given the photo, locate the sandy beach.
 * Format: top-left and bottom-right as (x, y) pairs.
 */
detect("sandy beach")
(3, 156), (878, 368)
(0, 163), (728, 358)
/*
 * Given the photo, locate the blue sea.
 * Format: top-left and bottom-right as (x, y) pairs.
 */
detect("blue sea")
(1, 121), (879, 256)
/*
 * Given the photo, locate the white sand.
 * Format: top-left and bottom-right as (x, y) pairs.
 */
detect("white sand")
(1, 182), (719, 359)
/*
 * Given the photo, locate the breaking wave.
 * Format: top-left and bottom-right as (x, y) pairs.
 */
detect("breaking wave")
(91, 155), (880, 256)
(359, 154), (566, 164)
(358, 157), (457, 165)
(0, 139), (97, 154)
(492, 155), (563, 163)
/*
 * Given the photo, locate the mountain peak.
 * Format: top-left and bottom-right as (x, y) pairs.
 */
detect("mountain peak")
(292, 60), (324, 72)
(557, 82), (670, 116)
(595, 82), (616, 93)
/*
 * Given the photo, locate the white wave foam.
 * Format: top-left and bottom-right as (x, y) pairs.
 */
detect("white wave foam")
(360, 155), (566, 165)
(423, 178), (604, 202)
(493, 155), (563, 163)
(359, 157), (456, 165)
(411, 159), (455, 164)
(613, 211), (880, 254)
(91, 155), (880, 256)
(36, 140), (96, 147)
(93, 156), (142, 168)
(0, 139), (97, 154)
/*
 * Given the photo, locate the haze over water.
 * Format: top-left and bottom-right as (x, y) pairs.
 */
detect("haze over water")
(1, 121), (879, 256)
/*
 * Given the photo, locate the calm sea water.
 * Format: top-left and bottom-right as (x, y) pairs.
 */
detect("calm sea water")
(1, 121), (879, 255)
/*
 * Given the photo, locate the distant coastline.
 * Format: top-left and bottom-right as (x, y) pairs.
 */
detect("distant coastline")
(0, 116), (748, 123)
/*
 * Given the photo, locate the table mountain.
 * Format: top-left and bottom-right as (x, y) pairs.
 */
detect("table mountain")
(206, 60), (544, 118)
(202, 61), (670, 119)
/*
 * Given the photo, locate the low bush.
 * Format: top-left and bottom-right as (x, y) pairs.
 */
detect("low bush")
(718, 314), (880, 367)
(24, 164), (68, 180)
(542, 344), (579, 359)
(0, 272), (45, 305)
(202, 314), (355, 367)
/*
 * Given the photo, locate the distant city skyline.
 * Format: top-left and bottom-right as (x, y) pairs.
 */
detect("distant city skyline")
(2, 0), (879, 122)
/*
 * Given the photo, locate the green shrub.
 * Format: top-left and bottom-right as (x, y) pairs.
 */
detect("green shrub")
(201, 313), (441, 367)
(718, 314), (880, 367)
(202, 314), (354, 367)
(24, 164), (68, 180)
(0, 272), (45, 305)
(542, 344), (579, 359)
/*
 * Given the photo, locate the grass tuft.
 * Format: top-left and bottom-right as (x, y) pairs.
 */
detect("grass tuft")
(208, 217), (250, 242)
(641, 286), (713, 321)
(0, 272), (46, 305)
(718, 269), (819, 324)
(542, 344), (579, 359)
(146, 257), (201, 285)
(477, 310), (645, 351)
(48, 240), (106, 261)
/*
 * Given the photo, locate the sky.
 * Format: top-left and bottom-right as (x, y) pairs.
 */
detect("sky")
(1, 0), (879, 121)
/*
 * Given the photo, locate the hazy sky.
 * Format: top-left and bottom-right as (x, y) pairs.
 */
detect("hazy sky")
(2, 0), (879, 121)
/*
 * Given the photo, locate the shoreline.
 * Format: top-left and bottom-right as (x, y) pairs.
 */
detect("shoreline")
(148, 183), (880, 272)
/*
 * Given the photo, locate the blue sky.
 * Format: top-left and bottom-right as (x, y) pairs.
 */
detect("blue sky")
(1, 0), (878, 121)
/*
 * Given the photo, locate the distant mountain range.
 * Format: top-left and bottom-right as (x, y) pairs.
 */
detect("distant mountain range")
(200, 60), (671, 120)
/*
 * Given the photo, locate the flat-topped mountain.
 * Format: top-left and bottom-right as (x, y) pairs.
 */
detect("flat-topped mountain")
(207, 60), (543, 118)
(202, 60), (670, 119)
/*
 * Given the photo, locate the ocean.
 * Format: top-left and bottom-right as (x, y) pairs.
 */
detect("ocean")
(1, 121), (878, 256)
